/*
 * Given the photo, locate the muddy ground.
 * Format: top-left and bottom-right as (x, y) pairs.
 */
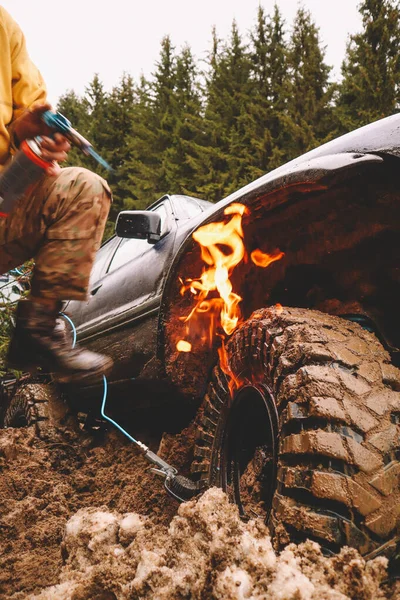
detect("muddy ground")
(0, 410), (399, 600)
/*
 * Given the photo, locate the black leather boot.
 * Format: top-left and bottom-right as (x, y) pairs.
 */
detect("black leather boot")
(7, 299), (113, 384)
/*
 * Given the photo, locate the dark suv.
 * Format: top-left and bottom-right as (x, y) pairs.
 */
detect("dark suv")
(4, 114), (400, 560)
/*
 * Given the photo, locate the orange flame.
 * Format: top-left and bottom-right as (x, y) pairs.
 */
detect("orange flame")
(178, 203), (248, 342)
(251, 249), (285, 268)
(218, 341), (243, 397)
(176, 340), (192, 352)
(176, 203), (284, 394)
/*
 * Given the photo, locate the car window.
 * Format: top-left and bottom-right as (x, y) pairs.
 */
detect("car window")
(89, 236), (120, 284)
(173, 196), (205, 219)
(107, 203), (168, 274)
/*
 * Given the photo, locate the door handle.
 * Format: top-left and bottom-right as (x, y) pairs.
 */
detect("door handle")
(90, 283), (103, 296)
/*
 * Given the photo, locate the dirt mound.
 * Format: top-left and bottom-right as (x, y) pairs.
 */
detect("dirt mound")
(15, 489), (399, 600)
(0, 424), (399, 600)
(0, 419), (195, 599)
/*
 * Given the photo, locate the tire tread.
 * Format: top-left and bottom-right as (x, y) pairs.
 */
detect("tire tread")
(192, 306), (400, 557)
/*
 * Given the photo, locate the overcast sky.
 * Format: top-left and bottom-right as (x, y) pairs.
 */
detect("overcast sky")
(2, 0), (363, 106)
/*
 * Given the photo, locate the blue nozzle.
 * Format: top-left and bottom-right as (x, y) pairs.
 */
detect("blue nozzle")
(42, 111), (71, 134)
(41, 110), (113, 172)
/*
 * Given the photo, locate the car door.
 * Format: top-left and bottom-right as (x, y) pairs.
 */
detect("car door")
(63, 234), (120, 325)
(72, 198), (177, 380)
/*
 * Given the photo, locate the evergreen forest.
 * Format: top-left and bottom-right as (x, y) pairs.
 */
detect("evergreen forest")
(56, 0), (400, 237)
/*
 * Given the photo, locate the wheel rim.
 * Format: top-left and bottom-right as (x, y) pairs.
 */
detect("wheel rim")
(220, 384), (278, 521)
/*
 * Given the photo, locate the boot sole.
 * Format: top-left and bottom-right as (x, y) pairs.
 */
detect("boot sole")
(8, 359), (113, 386)
(53, 358), (113, 385)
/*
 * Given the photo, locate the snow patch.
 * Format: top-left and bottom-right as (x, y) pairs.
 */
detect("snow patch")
(28, 488), (392, 600)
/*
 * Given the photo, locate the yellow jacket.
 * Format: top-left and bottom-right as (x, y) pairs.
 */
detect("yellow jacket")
(0, 6), (46, 168)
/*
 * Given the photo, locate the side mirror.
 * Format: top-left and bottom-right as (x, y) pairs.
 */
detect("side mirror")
(115, 211), (162, 243)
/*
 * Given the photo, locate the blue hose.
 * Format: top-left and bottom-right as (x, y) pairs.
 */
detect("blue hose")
(58, 313), (77, 348)
(99, 375), (140, 445)
(59, 314), (199, 502)
(59, 312), (139, 445)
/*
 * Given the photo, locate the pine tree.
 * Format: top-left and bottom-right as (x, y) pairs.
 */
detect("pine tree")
(285, 8), (333, 158)
(56, 90), (90, 169)
(151, 35), (177, 194)
(264, 5), (297, 169)
(224, 21), (255, 194)
(123, 75), (158, 209)
(65, 74), (113, 176)
(101, 74), (138, 216)
(57, 89), (89, 131)
(161, 45), (204, 195)
(185, 28), (226, 201)
(247, 4), (290, 173)
(337, 0), (400, 130)
(84, 74), (110, 157)
(124, 37), (178, 207)
(251, 4), (288, 111)
(244, 5), (273, 178)
(56, 3), (379, 215)
(191, 23), (253, 200)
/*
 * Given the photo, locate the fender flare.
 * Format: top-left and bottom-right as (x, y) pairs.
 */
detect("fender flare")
(157, 152), (385, 396)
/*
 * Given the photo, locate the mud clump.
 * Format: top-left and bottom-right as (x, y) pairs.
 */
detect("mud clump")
(22, 489), (396, 600)
(0, 421), (192, 599)
(0, 426), (399, 600)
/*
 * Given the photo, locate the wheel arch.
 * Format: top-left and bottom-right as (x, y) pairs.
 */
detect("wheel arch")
(156, 152), (400, 400)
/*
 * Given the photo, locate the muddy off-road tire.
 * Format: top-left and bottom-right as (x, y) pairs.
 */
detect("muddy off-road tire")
(192, 306), (400, 558)
(3, 382), (68, 438)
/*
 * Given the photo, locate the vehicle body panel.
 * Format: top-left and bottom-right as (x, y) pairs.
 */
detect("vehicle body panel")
(67, 194), (212, 392)
(66, 114), (400, 404)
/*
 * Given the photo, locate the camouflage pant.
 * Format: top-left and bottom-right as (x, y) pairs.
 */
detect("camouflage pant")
(0, 167), (111, 300)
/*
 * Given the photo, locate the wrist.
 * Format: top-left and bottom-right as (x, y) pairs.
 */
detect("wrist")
(8, 120), (21, 151)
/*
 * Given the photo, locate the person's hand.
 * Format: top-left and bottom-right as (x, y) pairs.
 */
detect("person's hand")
(13, 102), (55, 142)
(39, 133), (71, 164)
(12, 103), (71, 175)
(38, 133), (71, 175)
